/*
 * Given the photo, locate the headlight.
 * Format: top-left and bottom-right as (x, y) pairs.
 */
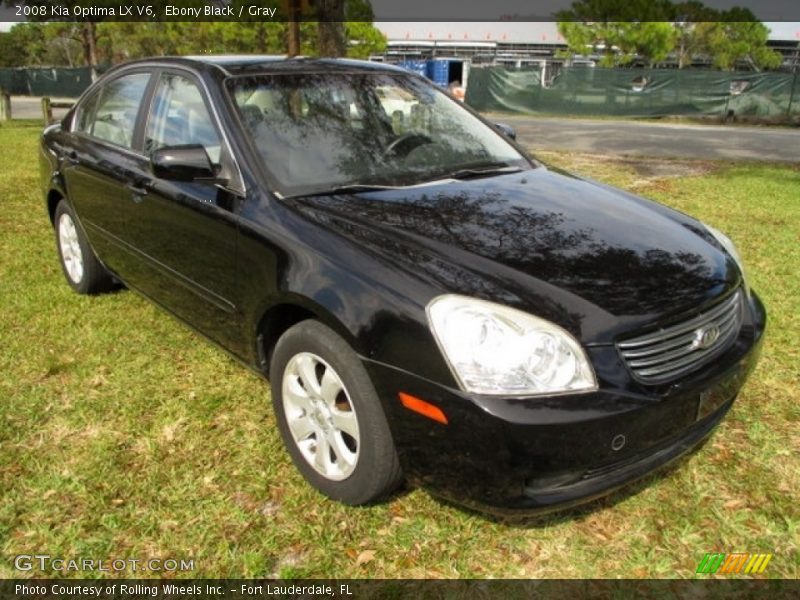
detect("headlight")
(426, 295), (597, 396)
(704, 224), (749, 291)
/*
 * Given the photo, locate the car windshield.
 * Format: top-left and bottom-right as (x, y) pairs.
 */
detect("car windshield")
(227, 71), (530, 197)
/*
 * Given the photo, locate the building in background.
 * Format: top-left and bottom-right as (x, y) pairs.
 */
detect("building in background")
(373, 22), (569, 88)
(372, 22), (800, 88)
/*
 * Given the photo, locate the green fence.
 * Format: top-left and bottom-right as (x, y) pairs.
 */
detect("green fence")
(4, 64), (799, 119)
(0, 66), (108, 97)
(465, 66), (800, 119)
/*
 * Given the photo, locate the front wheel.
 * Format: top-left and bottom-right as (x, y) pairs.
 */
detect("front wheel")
(270, 320), (403, 505)
(54, 200), (113, 294)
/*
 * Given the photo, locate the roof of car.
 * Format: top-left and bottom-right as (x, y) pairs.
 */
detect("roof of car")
(116, 55), (411, 77)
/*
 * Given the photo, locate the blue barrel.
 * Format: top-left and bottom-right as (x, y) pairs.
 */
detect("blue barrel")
(426, 60), (450, 87)
(398, 61), (427, 78)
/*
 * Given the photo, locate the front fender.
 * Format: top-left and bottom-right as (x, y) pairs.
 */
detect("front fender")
(39, 124), (68, 223)
(236, 192), (456, 387)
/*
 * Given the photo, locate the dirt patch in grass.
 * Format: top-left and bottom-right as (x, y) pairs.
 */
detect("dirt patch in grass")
(536, 151), (728, 197)
(539, 151), (719, 182)
(620, 157), (717, 179)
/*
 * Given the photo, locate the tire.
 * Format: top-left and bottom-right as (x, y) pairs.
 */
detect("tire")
(54, 200), (113, 295)
(269, 320), (403, 505)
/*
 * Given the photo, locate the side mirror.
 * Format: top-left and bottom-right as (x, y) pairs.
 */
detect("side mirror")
(151, 144), (217, 182)
(494, 123), (517, 140)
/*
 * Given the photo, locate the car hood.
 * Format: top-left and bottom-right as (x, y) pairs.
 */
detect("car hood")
(291, 167), (740, 343)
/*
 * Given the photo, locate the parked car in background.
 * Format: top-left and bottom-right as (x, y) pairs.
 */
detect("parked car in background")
(39, 56), (765, 515)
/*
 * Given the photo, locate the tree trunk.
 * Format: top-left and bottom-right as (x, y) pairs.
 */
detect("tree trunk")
(316, 0), (346, 57)
(285, 0), (301, 57)
(256, 22), (268, 54)
(81, 22), (98, 80)
(287, 21), (300, 56)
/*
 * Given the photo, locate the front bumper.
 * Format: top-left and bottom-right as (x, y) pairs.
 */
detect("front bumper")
(364, 291), (766, 516)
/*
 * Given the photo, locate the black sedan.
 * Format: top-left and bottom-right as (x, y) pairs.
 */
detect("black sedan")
(39, 56), (765, 515)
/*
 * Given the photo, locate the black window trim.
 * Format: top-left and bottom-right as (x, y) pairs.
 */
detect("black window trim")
(143, 68), (230, 180)
(70, 68), (154, 157)
(70, 62), (246, 197)
(143, 65), (245, 197)
(74, 87), (101, 137)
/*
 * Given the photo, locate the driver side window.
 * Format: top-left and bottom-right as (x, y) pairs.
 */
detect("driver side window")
(145, 73), (222, 163)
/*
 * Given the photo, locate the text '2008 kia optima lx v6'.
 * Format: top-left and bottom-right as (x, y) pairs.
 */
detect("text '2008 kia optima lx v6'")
(39, 56), (766, 516)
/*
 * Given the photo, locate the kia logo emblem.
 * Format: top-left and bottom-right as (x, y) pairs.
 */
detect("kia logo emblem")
(693, 325), (720, 350)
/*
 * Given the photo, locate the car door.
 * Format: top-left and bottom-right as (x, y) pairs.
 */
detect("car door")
(118, 70), (242, 349)
(62, 70), (154, 276)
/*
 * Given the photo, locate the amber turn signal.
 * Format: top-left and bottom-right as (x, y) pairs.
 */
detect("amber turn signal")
(398, 392), (448, 425)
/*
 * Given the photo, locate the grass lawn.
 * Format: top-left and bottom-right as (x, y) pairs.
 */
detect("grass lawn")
(1, 120), (798, 579)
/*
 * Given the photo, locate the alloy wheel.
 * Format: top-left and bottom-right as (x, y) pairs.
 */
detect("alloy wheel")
(58, 213), (84, 284)
(282, 352), (360, 481)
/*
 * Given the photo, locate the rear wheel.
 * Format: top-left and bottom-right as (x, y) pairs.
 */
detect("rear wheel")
(54, 200), (113, 294)
(270, 320), (403, 505)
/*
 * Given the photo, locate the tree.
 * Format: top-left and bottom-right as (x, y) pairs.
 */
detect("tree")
(80, 21), (98, 76)
(4, 2), (101, 77)
(316, 0), (346, 57)
(556, 0), (675, 24)
(2, 0), (384, 66)
(557, 21), (676, 66)
(47, 24), (84, 66)
(0, 30), (29, 67)
(694, 14), (781, 71)
(345, 22), (387, 59)
(285, 0), (302, 57)
(280, 0), (384, 58)
(0, 22), (85, 67)
(557, 0), (676, 66)
(672, 1), (720, 68)
(557, 0), (782, 70)
(342, 0), (385, 58)
(0, 23), (46, 67)
(97, 21), (288, 59)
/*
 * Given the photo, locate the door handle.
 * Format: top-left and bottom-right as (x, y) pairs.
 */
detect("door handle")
(125, 180), (152, 202)
(64, 149), (79, 165)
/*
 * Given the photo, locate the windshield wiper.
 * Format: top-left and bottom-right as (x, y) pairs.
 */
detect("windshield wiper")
(281, 183), (405, 200)
(279, 165), (525, 199)
(281, 177), (470, 199)
(445, 164), (524, 180)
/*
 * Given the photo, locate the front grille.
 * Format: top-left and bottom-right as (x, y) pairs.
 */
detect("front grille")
(618, 290), (743, 384)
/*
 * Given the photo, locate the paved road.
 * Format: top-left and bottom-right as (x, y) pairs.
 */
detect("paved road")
(10, 96), (799, 162)
(488, 113), (800, 162)
(11, 96), (73, 121)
